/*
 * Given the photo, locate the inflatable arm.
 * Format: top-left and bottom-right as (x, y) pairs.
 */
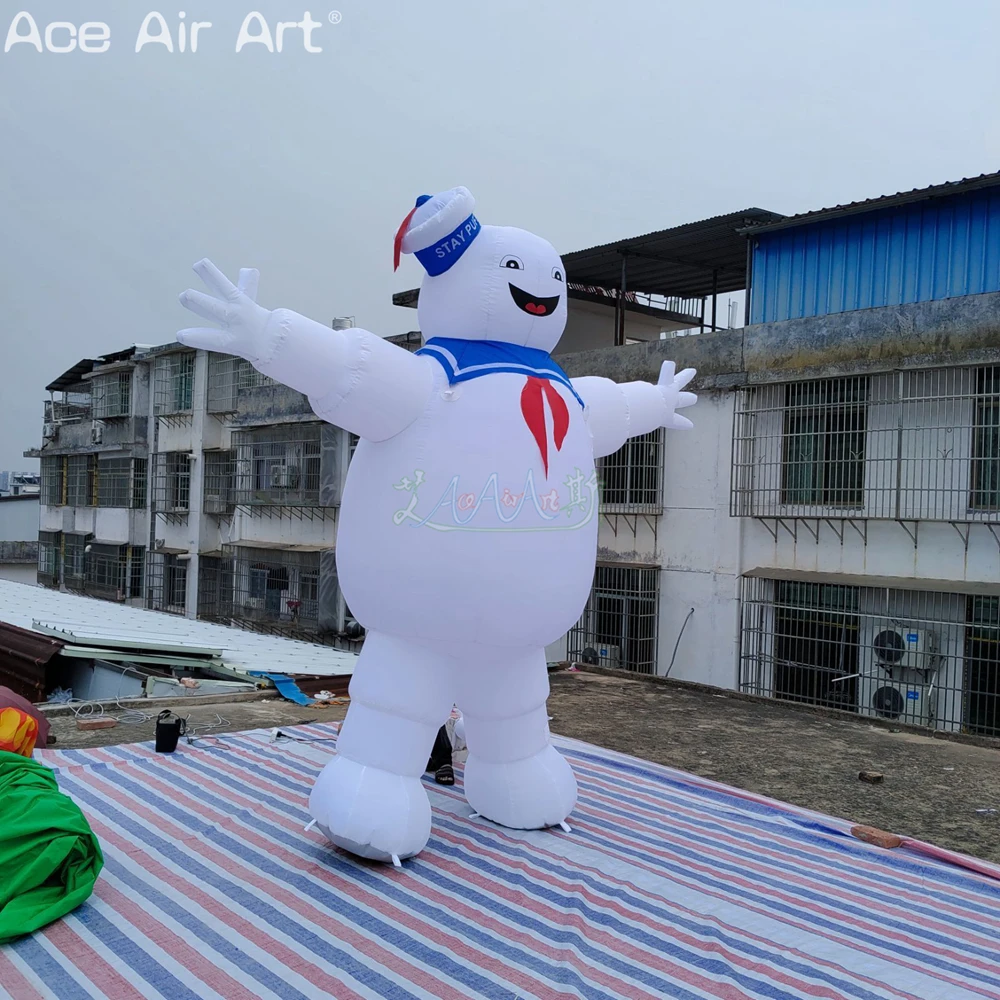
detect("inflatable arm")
(571, 361), (697, 459)
(178, 259), (433, 441)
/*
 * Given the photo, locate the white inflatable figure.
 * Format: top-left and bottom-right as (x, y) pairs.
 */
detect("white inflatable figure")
(177, 187), (696, 864)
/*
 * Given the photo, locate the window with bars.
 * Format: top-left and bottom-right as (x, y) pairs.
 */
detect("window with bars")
(97, 457), (132, 507)
(781, 378), (868, 509)
(965, 596), (999, 738)
(970, 367), (1000, 511)
(147, 553), (189, 612)
(91, 370), (132, 419)
(62, 533), (90, 588)
(40, 457), (64, 505)
(772, 581), (860, 711)
(225, 548), (322, 627)
(85, 543), (128, 598)
(740, 576), (1000, 738)
(598, 429), (663, 510)
(38, 531), (60, 586)
(130, 546), (145, 600)
(203, 451), (236, 513)
(568, 565), (659, 674)
(154, 353), (195, 415)
(155, 453), (191, 511)
(66, 455), (96, 507)
(233, 425), (323, 506)
(132, 458), (148, 509)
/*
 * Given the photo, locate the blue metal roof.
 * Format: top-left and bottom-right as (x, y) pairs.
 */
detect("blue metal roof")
(748, 173), (1000, 324)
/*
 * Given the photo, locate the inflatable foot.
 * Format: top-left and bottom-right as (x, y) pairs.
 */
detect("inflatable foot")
(463, 745), (577, 830)
(308, 755), (431, 863)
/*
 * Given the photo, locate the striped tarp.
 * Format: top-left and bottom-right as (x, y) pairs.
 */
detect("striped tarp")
(3, 725), (999, 1000)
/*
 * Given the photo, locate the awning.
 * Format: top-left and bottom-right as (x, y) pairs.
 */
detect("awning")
(744, 567), (998, 596)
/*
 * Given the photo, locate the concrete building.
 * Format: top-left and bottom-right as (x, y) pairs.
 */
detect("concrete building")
(551, 173), (1000, 740)
(28, 175), (1000, 738)
(28, 337), (362, 649)
(0, 471), (40, 497)
(0, 494), (40, 584)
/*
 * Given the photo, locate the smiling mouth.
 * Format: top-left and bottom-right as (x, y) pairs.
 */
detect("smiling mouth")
(509, 283), (561, 316)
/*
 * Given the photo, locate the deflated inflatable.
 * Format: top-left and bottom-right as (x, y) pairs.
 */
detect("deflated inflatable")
(178, 186), (696, 863)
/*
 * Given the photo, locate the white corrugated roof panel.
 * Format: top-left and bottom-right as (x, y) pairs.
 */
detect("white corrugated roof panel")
(0, 580), (356, 678)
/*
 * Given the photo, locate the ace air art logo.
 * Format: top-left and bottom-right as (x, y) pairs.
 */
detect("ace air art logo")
(3, 10), (342, 55)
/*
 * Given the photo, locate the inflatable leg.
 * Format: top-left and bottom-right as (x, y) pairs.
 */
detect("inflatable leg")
(308, 632), (454, 862)
(458, 646), (577, 831)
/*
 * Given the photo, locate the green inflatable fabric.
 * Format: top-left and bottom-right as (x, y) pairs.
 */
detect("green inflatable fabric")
(0, 750), (103, 944)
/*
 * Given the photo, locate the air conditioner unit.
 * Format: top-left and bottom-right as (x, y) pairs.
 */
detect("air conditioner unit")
(270, 465), (289, 488)
(42, 422), (56, 440)
(91, 422), (104, 444)
(866, 680), (933, 727)
(204, 496), (228, 514)
(872, 628), (936, 673)
(154, 539), (166, 550)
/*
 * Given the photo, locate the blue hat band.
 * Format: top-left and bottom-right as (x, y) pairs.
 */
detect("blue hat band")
(415, 214), (481, 276)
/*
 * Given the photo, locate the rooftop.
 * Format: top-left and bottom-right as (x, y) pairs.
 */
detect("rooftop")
(0, 579), (356, 683)
(560, 206), (784, 298)
(744, 170), (1000, 236)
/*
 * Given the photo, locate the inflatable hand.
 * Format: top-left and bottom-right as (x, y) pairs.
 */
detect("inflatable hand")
(178, 259), (275, 363)
(657, 361), (698, 430)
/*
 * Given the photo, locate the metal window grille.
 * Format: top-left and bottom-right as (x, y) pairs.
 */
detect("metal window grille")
(147, 552), (188, 613)
(598, 429), (663, 512)
(207, 355), (238, 413)
(65, 455), (95, 507)
(132, 458), (148, 509)
(38, 531), (60, 586)
(40, 457), (63, 505)
(237, 359), (275, 390)
(203, 451), (236, 514)
(153, 352), (195, 416)
(232, 426), (323, 507)
(568, 564), (659, 674)
(97, 457), (132, 508)
(221, 547), (322, 629)
(85, 542), (128, 599)
(732, 367), (1000, 522)
(62, 533), (91, 589)
(91, 370), (131, 419)
(130, 546), (145, 600)
(739, 575), (1000, 738)
(47, 391), (92, 425)
(348, 433), (359, 464)
(153, 453), (191, 512)
(970, 366), (1000, 511)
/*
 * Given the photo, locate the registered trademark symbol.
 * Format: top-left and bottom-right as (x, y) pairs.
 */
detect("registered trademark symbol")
(328, 11), (342, 24)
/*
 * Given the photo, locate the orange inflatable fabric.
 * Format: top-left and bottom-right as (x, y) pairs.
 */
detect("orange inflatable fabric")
(0, 707), (40, 756)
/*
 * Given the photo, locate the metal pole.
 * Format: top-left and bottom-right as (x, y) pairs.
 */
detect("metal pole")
(616, 253), (629, 347)
(711, 269), (718, 331)
(699, 297), (705, 334)
(744, 237), (754, 326)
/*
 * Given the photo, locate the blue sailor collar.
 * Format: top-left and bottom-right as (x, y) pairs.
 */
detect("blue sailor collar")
(416, 337), (585, 408)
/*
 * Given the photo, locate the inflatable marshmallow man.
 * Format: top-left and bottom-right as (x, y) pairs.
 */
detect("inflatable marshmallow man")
(178, 187), (696, 864)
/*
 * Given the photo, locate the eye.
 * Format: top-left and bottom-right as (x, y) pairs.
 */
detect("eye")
(552, 267), (564, 281)
(500, 255), (524, 270)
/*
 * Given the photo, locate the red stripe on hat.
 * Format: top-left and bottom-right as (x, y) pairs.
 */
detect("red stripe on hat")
(393, 205), (420, 271)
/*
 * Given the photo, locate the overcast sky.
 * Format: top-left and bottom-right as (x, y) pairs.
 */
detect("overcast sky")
(2, 0), (999, 470)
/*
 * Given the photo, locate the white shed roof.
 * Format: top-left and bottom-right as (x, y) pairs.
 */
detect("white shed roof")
(0, 580), (356, 678)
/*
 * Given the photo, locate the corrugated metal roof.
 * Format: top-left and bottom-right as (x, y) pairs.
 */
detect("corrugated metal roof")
(560, 208), (785, 298)
(0, 580), (356, 679)
(0, 620), (64, 701)
(743, 171), (1000, 237)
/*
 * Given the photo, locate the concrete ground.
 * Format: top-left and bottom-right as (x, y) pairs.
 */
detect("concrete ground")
(45, 671), (1000, 865)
